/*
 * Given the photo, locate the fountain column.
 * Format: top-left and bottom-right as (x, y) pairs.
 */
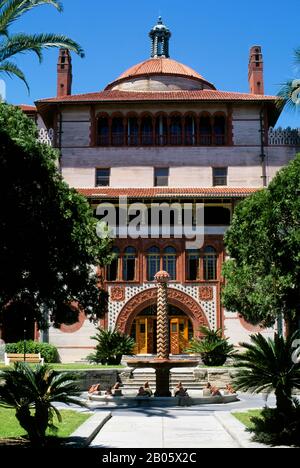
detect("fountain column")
(154, 270), (171, 396)
(127, 271), (198, 399)
(155, 270), (170, 359)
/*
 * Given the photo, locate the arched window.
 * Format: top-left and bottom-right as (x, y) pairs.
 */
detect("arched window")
(123, 247), (137, 281)
(111, 116), (124, 146)
(203, 246), (217, 280)
(214, 115), (226, 145)
(187, 250), (200, 281)
(199, 115), (212, 145)
(170, 115), (182, 145)
(155, 114), (168, 146)
(163, 246), (177, 280)
(141, 116), (153, 146)
(97, 116), (109, 146)
(107, 248), (120, 281)
(127, 116), (139, 146)
(185, 115), (196, 145)
(147, 246), (160, 281)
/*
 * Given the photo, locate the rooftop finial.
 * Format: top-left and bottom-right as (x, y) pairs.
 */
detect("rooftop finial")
(149, 17), (171, 58)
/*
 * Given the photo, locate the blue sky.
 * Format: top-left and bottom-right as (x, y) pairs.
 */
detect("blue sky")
(5, 0), (300, 127)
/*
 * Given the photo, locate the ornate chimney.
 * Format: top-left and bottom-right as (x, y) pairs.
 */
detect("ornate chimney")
(57, 49), (72, 97)
(248, 45), (264, 95)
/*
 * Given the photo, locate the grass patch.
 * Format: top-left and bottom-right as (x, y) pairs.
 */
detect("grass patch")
(0, 363), (125, 370)
(232, 410), (262, 429)
(52, 363), (125, 370)
(0, 407), (91, 439)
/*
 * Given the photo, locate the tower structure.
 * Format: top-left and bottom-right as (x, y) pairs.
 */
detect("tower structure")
(248, 45), (264, 95)
(57, 49), (72, 97)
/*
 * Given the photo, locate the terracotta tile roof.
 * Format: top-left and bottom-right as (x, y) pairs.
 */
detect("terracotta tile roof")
(117, 58), (205, 81)
(17, 104), (37, 112)
(106, 58), (215, 89)
(37, 89), (277, 104)
(76, 187), (260, 199)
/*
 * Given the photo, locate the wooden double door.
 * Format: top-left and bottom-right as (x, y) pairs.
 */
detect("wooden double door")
(133, 316), (190, 355)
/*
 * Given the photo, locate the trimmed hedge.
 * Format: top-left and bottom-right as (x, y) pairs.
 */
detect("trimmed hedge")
(5, 341), (59, 363)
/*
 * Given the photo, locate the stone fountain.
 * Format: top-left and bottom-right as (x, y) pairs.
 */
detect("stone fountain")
(127, 271), (198, 397)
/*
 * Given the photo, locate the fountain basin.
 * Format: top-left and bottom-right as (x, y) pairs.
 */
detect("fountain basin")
(88, 393), (239, 407)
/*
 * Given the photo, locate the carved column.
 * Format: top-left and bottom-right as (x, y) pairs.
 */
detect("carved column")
(155, 270), (170, 359)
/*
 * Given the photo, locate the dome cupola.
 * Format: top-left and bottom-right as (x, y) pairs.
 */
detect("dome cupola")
(149, 16), (171, 58)
(105, 18), (215, 92)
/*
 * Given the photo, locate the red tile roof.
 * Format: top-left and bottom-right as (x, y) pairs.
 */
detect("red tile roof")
(17, 104), (37, 112)
(118, 58), (205, 81)
(106, 58), (215, 89)
(37, 89), (277, 104)
(76, 187), (260, 199)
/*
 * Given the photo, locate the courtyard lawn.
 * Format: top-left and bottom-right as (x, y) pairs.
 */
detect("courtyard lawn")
(0, 407), (91, 439)
(52, 363), (125, 370)
(232, 410), (262, 429)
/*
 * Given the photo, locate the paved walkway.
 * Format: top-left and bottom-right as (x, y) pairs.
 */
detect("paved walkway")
(91, 412), (239, 448)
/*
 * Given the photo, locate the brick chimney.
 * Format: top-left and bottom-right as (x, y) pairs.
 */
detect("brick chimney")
(248, 45), (264, 95)
(57, 49), (72, 97)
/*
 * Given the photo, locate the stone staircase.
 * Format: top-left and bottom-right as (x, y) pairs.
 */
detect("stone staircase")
(120, 364), (237, 393)
(120, 368), (205, 392)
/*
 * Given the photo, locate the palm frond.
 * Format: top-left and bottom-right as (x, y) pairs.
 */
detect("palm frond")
(0, 362), (85, 443)
(0, 32), (85, 61)
(295, 47), (300, 66)
(233, 332), (300, 409)
(0, 59), (29, 91)
(276, 79), (300, 111)
(0, 0), (63, 35)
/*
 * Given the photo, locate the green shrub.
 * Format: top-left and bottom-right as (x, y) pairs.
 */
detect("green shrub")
(185, 326), (235, 366)
(248, 401), (300, 447)
(5, 341), (59, 363)
(0, 363), (83, 446)
(233, 332), (300, 414)
(87, 328), (135, 365)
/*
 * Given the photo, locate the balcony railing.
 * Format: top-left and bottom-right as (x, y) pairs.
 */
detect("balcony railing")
(268, 127), (300, 146)
(39, 126), (300, 148)
(38, 128), (54, 146)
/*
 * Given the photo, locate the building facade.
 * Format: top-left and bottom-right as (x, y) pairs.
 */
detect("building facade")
(18, 18), (300, 362)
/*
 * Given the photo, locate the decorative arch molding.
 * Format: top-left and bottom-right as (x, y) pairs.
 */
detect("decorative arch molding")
(95, 111), (110, 120)
(115, 287), (209, 336)
(94, 111), (229, 148)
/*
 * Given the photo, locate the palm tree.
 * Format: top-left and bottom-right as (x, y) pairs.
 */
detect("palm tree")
(185, 325), (235, 366)
(0, 362), (84, 445)
(277, 48), (300, 111)
(233, 332), (300, 414)
(0, 0), (84, 91)
(88, 328), (135, 365)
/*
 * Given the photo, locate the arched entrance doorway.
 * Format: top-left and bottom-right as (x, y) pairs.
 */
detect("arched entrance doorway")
(115, 287), (209, 355)
(131, 305), (193, 355)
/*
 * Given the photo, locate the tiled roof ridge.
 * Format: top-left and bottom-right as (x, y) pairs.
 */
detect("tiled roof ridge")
(17, 104), (37, 111)
(76, 187), (260, 198)
(37, 89), (277, 104)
